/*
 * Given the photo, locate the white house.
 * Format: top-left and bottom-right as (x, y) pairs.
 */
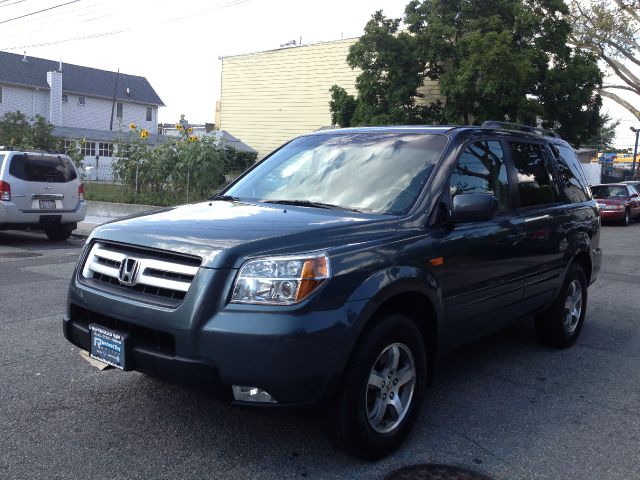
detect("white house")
(0, 51), (165, 178)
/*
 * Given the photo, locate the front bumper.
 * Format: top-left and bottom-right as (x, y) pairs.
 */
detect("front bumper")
(64, 267), (367, 406)
(599, 209), (626, 222)
(0, 200), (87, 225)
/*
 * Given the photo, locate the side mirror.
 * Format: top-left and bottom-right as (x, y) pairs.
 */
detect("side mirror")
(450, 194), (498, 222)
(631, 193), (639, 198)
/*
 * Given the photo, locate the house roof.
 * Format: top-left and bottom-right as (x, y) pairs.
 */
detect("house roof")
(53, 126), (257, 153)
(206, 130), (257, 154)
(52, 126), (167, 145)
(0, 51), (164, 106)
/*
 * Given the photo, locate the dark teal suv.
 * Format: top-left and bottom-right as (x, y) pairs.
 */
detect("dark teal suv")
(64, 122), (602, 459)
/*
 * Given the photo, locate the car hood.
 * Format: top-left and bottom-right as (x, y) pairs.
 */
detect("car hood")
(88, 200), (399, 268)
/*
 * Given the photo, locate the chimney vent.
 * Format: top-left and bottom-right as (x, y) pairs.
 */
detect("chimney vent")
(59, 60), (63, 71)
(21, 51), (27, 63)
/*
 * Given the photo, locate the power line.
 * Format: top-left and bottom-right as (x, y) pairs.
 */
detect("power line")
(0, 0), (81, 25)
(2, 0), (255, 50)
(4, 28), (129, 50)
(0, 0), (26, 8)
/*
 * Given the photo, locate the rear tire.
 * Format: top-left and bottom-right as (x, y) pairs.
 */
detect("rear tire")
(535, 264), (587, 348)
(324, 313), (428, 460)
(44, 224), (73, 241)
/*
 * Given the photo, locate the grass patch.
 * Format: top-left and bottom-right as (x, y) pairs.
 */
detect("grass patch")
(84, 182), (218, 206)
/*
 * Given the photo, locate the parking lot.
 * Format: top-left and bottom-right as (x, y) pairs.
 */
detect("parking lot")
(1, 223), (639, 480)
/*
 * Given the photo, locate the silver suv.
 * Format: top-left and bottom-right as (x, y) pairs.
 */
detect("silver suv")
(0, 150), (86, 241)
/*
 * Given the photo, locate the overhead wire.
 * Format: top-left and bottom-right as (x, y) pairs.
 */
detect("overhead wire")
(2, 0), (256, 50)
(0, 0), (81, 25)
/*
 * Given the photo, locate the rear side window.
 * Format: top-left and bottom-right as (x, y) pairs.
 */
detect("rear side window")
(553, 145), (590, 203)
(9, 154), (77, 183)
(508, 142), (556, 208)
(449, 140), (510, 211)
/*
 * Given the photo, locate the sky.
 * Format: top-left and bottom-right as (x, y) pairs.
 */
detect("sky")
(0, 0), (637, 150)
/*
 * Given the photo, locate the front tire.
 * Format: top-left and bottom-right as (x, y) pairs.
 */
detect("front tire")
(622, 208), (630, 226)
(535, 264), (587, 348)
(44, 224), (73, 241)
(324, 313), (428, 460)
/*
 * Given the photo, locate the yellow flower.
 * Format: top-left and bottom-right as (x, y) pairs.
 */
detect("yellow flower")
(129, 123), (136, 130)
(187, 127), (193, 133)
(176, 124), (183, 130)
(189, 135), (198, 142)
(139, 129), (149, 139)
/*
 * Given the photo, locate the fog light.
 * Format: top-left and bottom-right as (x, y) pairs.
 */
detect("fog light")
(232, 385), (277, 403)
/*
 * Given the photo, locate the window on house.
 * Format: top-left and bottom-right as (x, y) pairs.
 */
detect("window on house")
(98, 142), (114, 157)
(62, 94), (68, 103)
(63, 139), (76, 154)
(80, 141), (96, 157)
(78, 96), (86, 105)
(116, 102), (123, 119)
(146, 107), (152, 122)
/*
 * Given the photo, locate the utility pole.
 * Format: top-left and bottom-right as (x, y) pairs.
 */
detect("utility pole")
(631, 126), (639, 180)
(109, 68), (120, 131)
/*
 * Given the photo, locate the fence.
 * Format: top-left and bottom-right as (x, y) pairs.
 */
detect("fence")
(84, 167), (236, 207)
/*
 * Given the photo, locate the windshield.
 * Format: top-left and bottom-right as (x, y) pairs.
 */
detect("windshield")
(591, 185), (629, 199)
(225, 132), (448, 214)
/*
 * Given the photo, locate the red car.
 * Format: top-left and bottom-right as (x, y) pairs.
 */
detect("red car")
(591, 183), (640, 226)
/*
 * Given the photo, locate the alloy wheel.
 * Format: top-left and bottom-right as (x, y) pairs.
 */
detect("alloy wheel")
(563, 279), (583, 334)
(365, 343), (416, 434)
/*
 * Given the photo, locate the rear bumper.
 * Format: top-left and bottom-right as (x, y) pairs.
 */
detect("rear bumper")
(0, 200), (87, 226)
(64, 269), (368, 406)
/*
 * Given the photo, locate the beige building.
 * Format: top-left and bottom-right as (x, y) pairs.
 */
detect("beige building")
(219, 37), (442, 158)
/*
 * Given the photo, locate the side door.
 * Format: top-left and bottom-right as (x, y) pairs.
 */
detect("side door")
(505, 139), (569, 313)
(627, 185), (640, 218)
(442, 139), (527, 345)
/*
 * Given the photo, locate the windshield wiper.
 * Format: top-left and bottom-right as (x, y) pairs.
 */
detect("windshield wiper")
(209, 194), (240, 201)
(262, 199), (363, 213)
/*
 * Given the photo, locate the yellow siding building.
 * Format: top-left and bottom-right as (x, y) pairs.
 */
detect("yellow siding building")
(219, 37), (442, 158)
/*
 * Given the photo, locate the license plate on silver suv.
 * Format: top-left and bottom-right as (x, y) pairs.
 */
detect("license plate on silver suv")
(39, 200), (56, 209)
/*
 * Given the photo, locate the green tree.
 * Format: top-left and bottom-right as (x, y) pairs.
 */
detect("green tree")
(0, 111), (59, 150)
(330, 0), (604, 146)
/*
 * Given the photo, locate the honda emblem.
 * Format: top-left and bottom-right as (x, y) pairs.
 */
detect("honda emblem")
(118, 257), (140, 286)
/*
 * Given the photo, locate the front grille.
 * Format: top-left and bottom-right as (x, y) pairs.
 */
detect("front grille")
(80, 241), (201, 306)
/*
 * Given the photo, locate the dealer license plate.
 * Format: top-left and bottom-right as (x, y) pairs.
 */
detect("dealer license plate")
(89, 324), (128, 370)
(39, 200), (56, 209)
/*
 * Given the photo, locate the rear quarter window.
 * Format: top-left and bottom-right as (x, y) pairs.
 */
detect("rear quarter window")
(9, 154), (77, 182)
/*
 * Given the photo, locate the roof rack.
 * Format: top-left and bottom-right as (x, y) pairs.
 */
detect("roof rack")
(481, 120), (560, 138)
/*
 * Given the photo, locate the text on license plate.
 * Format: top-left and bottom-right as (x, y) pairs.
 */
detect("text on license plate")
(39, 200), (56, 209)
(89, 324), (128, 370)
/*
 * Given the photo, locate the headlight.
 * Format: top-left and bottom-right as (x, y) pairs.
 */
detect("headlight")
(231, 253), (330, 305)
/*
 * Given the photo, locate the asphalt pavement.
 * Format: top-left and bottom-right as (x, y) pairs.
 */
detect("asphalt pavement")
(1, 224), (639, 480)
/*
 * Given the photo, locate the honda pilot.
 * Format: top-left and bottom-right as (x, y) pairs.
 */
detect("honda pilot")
(63, 122), (602, 459)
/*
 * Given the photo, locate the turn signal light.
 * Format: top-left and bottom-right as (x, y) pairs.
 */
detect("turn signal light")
(78, 183), (85, 201)
(0, 180), (10, 201)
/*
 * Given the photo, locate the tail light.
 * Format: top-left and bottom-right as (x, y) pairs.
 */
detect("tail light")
(0, 180), (10, 201)
(78, 183), (84, 201)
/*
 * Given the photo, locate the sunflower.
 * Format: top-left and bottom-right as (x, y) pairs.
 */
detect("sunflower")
(129, 123), (136, 130)
(140, 129), (150, 139)
(189, 135), (198, 142)
(176, 124), (183, 130)
(187, 127), (193, 133)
